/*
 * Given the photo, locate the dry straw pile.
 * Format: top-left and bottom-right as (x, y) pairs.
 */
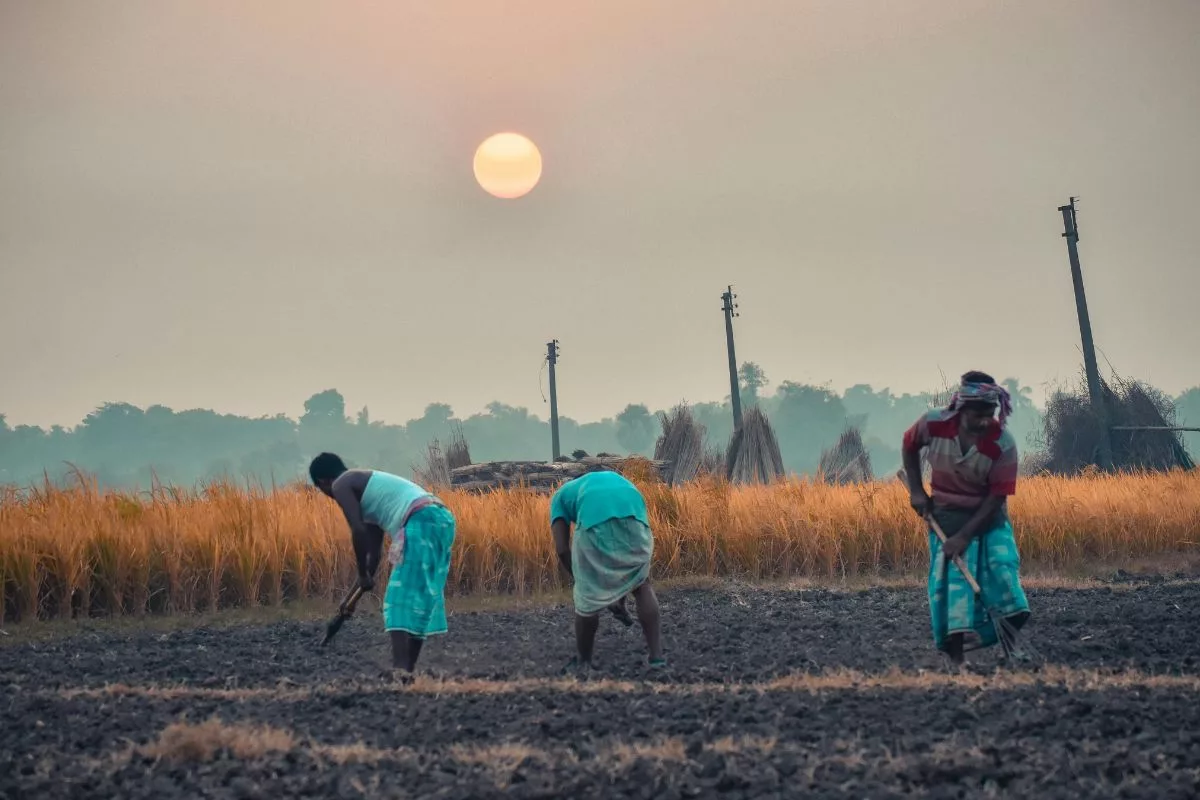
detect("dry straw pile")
(1035, 371), (1195, 474)
(2, 468), (1199, 623)
(653, 403), (707, 485)
(818, 427), (875, 485)
(725, 406), (785, 484)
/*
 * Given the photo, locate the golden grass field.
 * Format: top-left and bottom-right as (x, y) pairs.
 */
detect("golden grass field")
(2, 467), (1198, 623)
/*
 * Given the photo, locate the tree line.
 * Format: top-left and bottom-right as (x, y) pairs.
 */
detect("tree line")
(3, 363), (1197, 490)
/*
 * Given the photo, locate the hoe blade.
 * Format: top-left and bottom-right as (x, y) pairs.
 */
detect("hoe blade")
(320, 613), (348, 647)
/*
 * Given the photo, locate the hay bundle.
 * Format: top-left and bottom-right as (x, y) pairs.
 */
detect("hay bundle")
(653, 403), (706, 485)
(818, 426), (875, 484)
(698, 445), (725, 478)
(450, 456), (672, 493)
(725, 406), (785, 484)
(1033, 370), (1194, 474)
(616, 455), (663, 485)
(446, 423), (472, 471)
(412, 439), (451, 489)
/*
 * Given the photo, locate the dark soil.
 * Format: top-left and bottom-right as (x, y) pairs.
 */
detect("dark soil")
(4, 576), (1200, 799)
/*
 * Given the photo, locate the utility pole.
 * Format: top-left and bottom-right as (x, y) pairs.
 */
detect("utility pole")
(546, 339), (561, 460)
(721, 286), (743, 431)
(1058, 197), (1114, 471)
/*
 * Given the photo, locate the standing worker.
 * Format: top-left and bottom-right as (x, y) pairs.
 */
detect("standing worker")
(900, 371), (1032, 666)
(309, 452), (456, 681)
(550, 467), (666, 673)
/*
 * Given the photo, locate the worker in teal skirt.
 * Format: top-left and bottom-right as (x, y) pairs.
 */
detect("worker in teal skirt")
(549, 467), (665, 673)
(309, 452), (456, 680)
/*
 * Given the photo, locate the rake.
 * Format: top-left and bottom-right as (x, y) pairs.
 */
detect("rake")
(924, 512), (1031, 662)
(320, 583), (366, 648)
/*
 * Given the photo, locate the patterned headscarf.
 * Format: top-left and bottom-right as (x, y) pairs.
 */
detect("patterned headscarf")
(948, 380), (1013, 425)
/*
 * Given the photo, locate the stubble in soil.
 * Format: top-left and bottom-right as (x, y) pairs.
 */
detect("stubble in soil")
(4, 576), (1200, 799)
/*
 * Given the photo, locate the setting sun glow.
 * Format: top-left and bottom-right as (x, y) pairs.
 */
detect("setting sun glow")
(473, 132), (542, 199)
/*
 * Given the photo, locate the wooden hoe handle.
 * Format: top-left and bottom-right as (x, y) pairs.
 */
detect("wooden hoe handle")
(925, 514), (984, 596)
(895, 468), (984, 595)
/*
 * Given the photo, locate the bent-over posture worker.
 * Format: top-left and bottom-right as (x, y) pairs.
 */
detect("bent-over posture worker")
(901, 371), (1031, 665)
(549, 468), (665, 672)
(309, 452), (456, 679)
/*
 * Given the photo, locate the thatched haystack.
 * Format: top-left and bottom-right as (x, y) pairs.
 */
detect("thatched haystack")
(698, 445), (725, 478)
(450, 456), (672, 494)
(1031, 370), (1194, 474)
(653, 403), (707, 485)
(412, 439), (452, 489)
(412, 426), (472, 489)
(725, 406), (785, 484)
(616, 455), (664, 484)
(818, 426), (875, 484)
(446, 423), (472, 471)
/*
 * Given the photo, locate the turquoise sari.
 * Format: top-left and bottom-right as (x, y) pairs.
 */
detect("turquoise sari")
(571, 516), (653, 617)
(382, 504), (456, 637)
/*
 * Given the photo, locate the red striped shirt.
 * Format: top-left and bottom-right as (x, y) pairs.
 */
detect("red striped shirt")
(902, 409), (1018, 509)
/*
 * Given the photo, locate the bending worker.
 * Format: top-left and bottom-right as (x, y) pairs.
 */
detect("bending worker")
(309, 452), (456, 680)
(549, 466), (666, 673)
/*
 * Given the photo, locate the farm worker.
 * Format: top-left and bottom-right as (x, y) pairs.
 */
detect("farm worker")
(549, 466), (665, 673)
(308, 452), (456, 679)
(900, 371), (1031, 666)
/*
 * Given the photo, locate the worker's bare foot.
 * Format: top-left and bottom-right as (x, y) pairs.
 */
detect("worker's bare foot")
(384, 669), (415, 686)
(561, 656), (594, 679)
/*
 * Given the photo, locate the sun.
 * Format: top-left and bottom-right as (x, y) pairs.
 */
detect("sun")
(473, 132), (542, 199)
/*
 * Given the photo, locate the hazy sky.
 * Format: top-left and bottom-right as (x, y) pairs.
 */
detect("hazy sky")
(2, 1), (1198, 429)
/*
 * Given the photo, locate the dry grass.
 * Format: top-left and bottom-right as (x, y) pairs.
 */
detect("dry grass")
(138, 717), (295, 763)
(51, 664), (1200, 704)
(3, 469), (1199, 623)
(608, 737), (689, 767)
(113, 719), (780, 778)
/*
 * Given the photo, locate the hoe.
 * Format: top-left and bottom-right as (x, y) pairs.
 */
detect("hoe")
(320, 583), (367, 648)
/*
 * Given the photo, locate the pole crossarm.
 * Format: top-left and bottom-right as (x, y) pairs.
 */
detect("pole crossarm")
(1111, 426), (1200, 433)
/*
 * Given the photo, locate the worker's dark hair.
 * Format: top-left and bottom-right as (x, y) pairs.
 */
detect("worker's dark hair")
(309, 452), (348, 485)
(961, 370), (996, 385)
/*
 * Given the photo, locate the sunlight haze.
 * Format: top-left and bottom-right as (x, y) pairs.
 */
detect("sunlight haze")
(1, 0), (1198, 429)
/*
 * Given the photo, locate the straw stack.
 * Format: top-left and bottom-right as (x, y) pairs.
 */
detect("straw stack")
(725, 406), (785, 484)
(446, 424), (472, 471)
(653, 403), (707, 485)
(818, 426), (875, 484)
(412, 439), (452, 489)
(1034, 370), (1195, 473)
(449, 456), (672, 493)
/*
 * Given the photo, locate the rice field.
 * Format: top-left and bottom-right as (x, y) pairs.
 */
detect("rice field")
(1, 468), (1198, 623)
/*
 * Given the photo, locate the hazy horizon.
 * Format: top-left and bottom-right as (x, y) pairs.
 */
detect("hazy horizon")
(3, 1), (1198, 430)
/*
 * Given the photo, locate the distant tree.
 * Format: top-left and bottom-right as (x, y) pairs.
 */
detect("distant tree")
(406, 403), (456, 452)
(1001, 377), (1043, 449)
(615, 404), (656, 454)
(1176, 387), (1200, 456)
(301, 389), (347, 426)
(460, 402), (547, 462)
(1176, 387), (1200, 423)
(772, 381), (849, 475)
(0, 374), (1061, 491)
(738, 362), (769, 407)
